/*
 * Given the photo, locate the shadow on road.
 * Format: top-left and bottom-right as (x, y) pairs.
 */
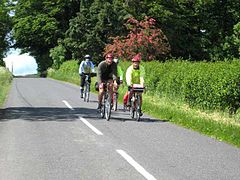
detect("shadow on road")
(0, 107), (168, 123)
(0, 107), (98, 122)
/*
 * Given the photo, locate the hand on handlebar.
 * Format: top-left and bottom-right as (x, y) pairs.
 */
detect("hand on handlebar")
(113, 81), (118, 88)
(99, 83), (104, 89)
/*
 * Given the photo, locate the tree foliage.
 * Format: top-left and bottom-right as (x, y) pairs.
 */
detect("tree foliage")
(8, 0), (240, 73)
(0, 0), (12, 65)
(12, 0), (80, 74)
(64, 0), (129, 62)
(105, 16), (170, 61)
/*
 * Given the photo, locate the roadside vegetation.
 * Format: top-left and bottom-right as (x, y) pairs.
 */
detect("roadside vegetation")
(47, 60), (240, 147)
(0, 67), (13, 107)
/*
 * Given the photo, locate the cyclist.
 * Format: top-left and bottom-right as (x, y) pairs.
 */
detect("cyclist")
(113, 58), (123, 92)
(79, 54), (95, 98)
(97, 53), (118, 109)
(124, 53), (145, 115)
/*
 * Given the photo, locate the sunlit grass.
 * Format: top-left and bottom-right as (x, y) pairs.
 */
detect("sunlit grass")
(143, 94), (240, 147)
(0, 67), (13, 107)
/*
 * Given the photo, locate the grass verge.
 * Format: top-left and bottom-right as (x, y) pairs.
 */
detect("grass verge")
(0, 83), (12, 107)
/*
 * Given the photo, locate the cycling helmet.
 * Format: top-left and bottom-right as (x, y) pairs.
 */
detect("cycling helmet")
(84, 54), (91, 59)
(132, 53), (141, 62)
(113, 58), (118, 63)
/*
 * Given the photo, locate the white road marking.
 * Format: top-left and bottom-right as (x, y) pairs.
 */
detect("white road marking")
(116, 149), (157, 180)
(80, 117), (103, 135)
(62, 100), (74, 110)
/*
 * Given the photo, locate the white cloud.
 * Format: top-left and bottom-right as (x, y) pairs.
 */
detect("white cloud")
(3, 53), (38, 76)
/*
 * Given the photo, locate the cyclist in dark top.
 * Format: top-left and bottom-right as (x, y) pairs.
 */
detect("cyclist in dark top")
(97, 53), (118, 109)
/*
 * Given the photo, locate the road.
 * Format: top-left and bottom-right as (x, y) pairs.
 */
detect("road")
(0, 78), (239, 180)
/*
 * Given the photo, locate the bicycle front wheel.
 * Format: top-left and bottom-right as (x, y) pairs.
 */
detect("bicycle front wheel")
(105, 93), (112, 121)
(136, 95), (141, 121)
(100, 94), (105, 118)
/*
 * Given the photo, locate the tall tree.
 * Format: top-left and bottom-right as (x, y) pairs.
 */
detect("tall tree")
(0, 0), (12, 66)
(64, 0), (129, 63)
(198, 0), (240, 60)
(12, 0), (80, 75)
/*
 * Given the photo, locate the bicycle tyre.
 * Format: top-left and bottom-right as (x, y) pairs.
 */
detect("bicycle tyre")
(113, 93), (118, 111)
(130, 96), (135, 119)
(86, 83), (90, 102)
(136, 94), (141, 121)
(105, 93), (111, 121)
(100, 94), (105, 118)
(83, 85), (86, 102)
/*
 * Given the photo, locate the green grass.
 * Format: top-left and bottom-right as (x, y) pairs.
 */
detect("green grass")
(47, 66), (240, 148)
(0, 67), (13, 107)
(142, 94), (240, 147)
(0, 83), (12, 107)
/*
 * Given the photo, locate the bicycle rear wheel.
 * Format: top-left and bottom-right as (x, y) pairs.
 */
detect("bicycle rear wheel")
(105, 93), (112, 121)
(86, 83), (90, 102)
(113, 92), (118, 111)
(130, 97), (135, 119)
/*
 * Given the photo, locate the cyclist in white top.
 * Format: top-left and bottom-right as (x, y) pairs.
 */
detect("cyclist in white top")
(79, 54), (95, 98)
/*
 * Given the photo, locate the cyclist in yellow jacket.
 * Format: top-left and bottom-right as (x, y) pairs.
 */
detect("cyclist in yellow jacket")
(124, 53), (145, 115)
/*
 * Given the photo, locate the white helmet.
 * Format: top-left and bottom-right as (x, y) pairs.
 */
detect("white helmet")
(84, 54), (91, 59)
(113, 58), (118, 63)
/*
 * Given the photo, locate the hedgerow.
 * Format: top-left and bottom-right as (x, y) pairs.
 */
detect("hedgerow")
(142, 59), (240, 114)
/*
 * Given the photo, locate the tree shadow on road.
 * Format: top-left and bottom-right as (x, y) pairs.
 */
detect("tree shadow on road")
(0, 107), (98, 122)
(0, 106), (167, 123)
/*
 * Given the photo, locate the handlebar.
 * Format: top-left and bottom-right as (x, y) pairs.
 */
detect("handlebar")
(82, 72), (97, 77)
(131, 84), (145, 92)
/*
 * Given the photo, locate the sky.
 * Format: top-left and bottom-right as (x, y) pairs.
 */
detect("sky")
(3, 49), (38, 76)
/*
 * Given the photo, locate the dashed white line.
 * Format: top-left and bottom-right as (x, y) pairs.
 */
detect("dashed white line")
(80, 117), (103, 135)
(116, 149), (157, 180)
(62, 100), (74, 110)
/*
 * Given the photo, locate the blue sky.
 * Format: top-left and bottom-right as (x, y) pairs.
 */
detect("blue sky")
(3, 49), (38, 76)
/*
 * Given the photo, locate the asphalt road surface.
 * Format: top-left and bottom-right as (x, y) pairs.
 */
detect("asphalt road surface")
(0, 78), (239, 180)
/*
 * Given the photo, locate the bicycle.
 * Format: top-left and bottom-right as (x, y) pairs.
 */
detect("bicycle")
(82, 72), (96, 102)
(99, 82), (112, 121)
(129, 84), (144, 121)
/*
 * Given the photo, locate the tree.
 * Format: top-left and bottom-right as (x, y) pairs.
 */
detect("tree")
(64, 0), (129, 63)
(12, 0), (80, 75)
(104, 16), (170, 61)
(0, 0), (12, 66)
(197, 0), (240, 60)
(222, 22), (240, 58)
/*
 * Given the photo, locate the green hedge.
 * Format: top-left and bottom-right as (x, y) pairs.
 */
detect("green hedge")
(143, 60), (240, 114)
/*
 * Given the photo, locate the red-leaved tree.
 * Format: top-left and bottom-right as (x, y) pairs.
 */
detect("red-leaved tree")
(104, 16), (171, 61)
